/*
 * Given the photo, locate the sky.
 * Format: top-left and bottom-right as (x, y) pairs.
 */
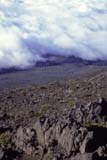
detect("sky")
(0, 0), (107, 68)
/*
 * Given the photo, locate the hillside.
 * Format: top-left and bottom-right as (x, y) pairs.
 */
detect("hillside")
(0, 67), (107, 159)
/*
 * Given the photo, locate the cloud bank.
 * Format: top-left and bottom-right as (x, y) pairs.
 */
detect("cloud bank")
(0, 0), (107, 68)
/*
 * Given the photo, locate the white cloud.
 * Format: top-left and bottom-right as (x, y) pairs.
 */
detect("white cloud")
(0, 26), (19, 50)
(0, 0), (107, 68)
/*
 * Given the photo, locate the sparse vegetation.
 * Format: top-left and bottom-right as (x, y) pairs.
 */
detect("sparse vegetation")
(85, 121), (107, 128)
(0, 133), (11, 145)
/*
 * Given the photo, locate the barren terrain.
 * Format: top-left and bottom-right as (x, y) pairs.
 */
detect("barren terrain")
(0, 61), (107, 160)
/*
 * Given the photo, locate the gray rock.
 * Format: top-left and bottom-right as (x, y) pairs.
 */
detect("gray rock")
(97, 146), (105, 157)
(0, 148), (4, 160)
(15, 126), (37, 155)
(1, 98), (106, 159)
(71, 153), (94, 160)
(34, 115), (90, 156)
(80, 131), (93, 154)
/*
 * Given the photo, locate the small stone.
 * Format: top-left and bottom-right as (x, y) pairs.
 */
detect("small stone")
(97, 146), (105, 157)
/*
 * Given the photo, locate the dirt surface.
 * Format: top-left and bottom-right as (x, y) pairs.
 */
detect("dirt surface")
(0, 63), (106, 90)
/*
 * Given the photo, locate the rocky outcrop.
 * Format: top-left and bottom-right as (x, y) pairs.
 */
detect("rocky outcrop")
(0, 98), (107, 160)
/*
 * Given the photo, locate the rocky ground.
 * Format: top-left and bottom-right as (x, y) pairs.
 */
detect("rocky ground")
(0, 67), (107, 160)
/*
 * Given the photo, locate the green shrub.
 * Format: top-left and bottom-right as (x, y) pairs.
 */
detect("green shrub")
(0, 133), (11, 145)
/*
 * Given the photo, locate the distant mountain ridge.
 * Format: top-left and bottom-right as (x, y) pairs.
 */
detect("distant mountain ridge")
(36, 55), (107, 67)
(0, 55), (107, 74)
